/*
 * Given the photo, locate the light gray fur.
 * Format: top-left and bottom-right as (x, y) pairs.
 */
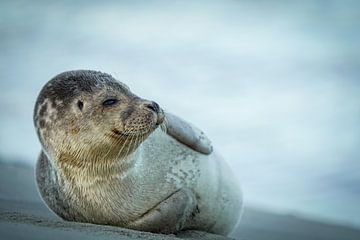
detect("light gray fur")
(34, 70), (243, 236)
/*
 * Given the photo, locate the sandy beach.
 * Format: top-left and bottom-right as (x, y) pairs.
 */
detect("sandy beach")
(1, 160), (360, 240)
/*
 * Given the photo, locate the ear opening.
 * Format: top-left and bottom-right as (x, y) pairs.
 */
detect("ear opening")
(77, 100), (84, 111)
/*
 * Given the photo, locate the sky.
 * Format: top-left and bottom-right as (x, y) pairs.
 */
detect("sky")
(0, 0), (360, 228)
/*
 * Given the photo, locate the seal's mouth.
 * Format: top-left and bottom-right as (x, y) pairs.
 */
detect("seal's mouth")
(156, 109), (165, 125)
(108, 102), (164, 140)
(110, 128), (151, 138)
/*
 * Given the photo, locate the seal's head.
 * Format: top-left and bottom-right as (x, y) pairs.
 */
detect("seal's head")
(34, 70), (164, 166)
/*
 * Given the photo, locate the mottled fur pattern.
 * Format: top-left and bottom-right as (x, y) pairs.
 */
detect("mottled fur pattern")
(34, 70), (243, 235)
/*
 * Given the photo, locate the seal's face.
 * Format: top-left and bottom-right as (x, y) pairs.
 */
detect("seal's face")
(34, 70), (164, 164)
(75, 82), (164, 150)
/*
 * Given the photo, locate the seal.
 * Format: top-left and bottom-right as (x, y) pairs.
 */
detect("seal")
(34, 70), (243, 235)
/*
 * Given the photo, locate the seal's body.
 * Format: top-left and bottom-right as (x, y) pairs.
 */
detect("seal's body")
(34, 70), (242, 235)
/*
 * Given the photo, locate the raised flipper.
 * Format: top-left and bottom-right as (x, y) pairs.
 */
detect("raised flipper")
(164, 112), (213, 155)
(127, 188), (197, 234)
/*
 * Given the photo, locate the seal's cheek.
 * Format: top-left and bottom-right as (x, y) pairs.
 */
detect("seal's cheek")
(120, 106), (135, 121)
(68, 119), (80, 135)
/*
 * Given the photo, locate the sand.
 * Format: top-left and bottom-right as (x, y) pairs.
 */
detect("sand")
(1, 161), (360, 240)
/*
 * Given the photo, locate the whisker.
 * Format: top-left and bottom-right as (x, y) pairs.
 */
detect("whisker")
(124, 134), (135, 158)
(115, 131), (130, 160)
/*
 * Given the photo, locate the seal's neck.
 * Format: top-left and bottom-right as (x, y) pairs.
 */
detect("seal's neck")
(55, 143), (141, 185)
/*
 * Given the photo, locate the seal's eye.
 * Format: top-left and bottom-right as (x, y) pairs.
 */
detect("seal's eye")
(102, 99), (118, 107)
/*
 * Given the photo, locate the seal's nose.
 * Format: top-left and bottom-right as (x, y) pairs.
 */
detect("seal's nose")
(145, 101), (160, 113)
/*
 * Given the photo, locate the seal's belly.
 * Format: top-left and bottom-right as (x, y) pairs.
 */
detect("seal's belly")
(136, 129), (242, 234)
(139, 129), (205, 192)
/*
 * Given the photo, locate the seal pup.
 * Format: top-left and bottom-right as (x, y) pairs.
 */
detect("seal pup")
(34, 70), (243, 235)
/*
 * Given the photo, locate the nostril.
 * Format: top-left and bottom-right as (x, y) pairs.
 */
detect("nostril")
(146, 101), (160, 113)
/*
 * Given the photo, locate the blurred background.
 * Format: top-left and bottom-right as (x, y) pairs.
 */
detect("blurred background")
(0, 0), (359, 231)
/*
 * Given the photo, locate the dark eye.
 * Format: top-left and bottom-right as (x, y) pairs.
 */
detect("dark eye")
(102, 99), (118, 106)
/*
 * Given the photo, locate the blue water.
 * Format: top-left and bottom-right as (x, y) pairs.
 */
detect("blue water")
(1, 0), (360, 228)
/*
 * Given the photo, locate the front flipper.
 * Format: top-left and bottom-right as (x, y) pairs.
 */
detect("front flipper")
(164, 112), (213, 155)
(127, 188), (197, 234)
